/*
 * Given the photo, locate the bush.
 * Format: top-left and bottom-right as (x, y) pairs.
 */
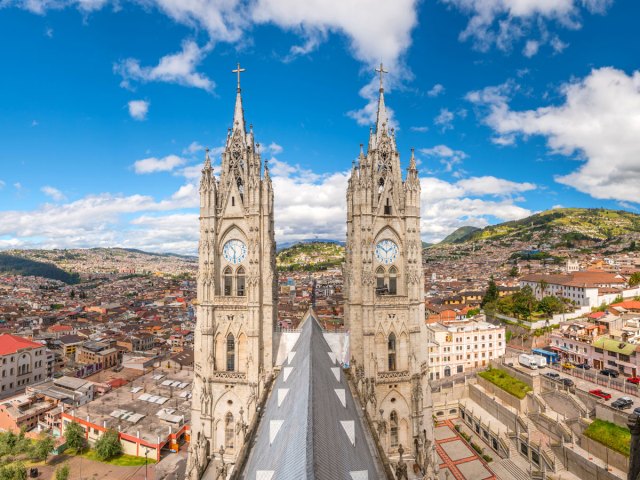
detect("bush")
(482, 454), (493, 462)
(584, 419), (630, 456)
(94, 429), (123, 461)
(470, 442), (483, 454)
(55, 464), (70, 480)
(0, 462), (26, 480)
(478, 368), (532, 399)
(31, 433), (55, 463)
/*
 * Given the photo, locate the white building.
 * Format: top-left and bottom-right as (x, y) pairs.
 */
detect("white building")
(426, 317), (506, 380)
(0, 334), (48, 399)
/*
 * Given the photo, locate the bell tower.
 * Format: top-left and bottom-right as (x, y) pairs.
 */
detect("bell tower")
(344, 64), (435, 470)
(187, 64), (277, 479)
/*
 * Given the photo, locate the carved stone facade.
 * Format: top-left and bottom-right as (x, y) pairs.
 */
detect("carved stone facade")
(187, 69), (276, 479)
(344, 65), (435, 472)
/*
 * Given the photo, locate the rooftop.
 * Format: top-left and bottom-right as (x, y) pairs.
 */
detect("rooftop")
(0, 333), (43, 356)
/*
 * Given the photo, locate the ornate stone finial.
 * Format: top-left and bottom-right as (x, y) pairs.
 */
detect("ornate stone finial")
(409, 148), (417, 170)
(204, 147), (211, 168)
(232, 62), (246, 92)
(359, 143), (364, 157)
(395, 444), (408, 480)
(375, 62), (388, 92)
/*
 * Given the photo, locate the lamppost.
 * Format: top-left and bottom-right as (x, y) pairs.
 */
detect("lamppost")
(144, 446), (150, 480)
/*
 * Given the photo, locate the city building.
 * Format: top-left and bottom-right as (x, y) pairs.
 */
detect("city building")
(76, 341), (119, 369)
(0, 333), (48, 399)
(0, 393), (55, 433)
(427, 316), (506, 380)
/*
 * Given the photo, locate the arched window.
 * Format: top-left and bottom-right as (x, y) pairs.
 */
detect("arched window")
(225, 412), (235, 449)
(390, 411), (399, 448)
(444, 366), (451, 377)
(376, 267), (386, 292)
(388, 333), (396, 371)
(237, 177), (244, 201)
(226, 334), (235, 372)
(388, 267), (397, 295)
(223, 267), (233, 296)
(236, 267), (245, 296)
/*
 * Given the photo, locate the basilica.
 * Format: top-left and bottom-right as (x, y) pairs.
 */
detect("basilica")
(186, 64), (436, 480)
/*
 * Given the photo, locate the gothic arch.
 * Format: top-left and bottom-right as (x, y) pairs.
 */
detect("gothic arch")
(218, 225), (247, 254)
(374, 226), (402, 247)
(379, 390), (411, 452)
(212, 390), (243, 451)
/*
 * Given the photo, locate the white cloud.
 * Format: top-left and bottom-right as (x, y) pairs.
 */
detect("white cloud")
(442, 0), (612, 54)
(434, 108), (455, 131)
(427, 83), (445, 97)
(266, 142), (283, 155)
(347, 76), (399, 127)
(31, 120), (38, 127)
(523, 40), (539, 58)
(467, 67), (640, 204)
(410, 126), (429, 132)
(420, 144), (468, 173)
(127, 100), (149, 120)
(45, 27), (53, 37)
(115, 40), (214, 91)
(41, 186), (66, 201)
(0, 180), (5, 189)
(133, 155), (186, 174)
(13, 183), (22, 190)
(183, 141), (204, 155)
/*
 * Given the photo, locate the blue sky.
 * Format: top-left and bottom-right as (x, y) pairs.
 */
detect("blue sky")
(0, 0), (638, 253)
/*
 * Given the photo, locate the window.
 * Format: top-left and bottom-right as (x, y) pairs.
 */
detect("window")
(225, 412), (235, 449)
(376, 267), (385, 292)
(231, 196), (235, 206)
(388, 333), (397, 371)
(236, 267), (246, 296)
(390, 411), (398, 448)
(384, 198), (392, 215)
(444, 366), (451, 377)
(224, 267), (233, 296)
(457, 365), (463, 373)
(226, 334), (235, 371)
(388, 267), (397, 295)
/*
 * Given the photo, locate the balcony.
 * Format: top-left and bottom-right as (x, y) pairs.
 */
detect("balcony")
(211, 371), (247, 384)
(376, 370), (410, 384)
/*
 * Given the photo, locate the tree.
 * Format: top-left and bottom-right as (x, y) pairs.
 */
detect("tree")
(55, 463), (70, 480)
(95, 429), (122, 461)
(538, 296), (565, 317)
(0, 462), (26, 480)
(64, 421), (86, 453)
(31, 433), (55, 464)
(482, 277), (499, 307)
(508, 265), (519, 277)
(513, 286), (536, 320)
(629, 272), (640, 288)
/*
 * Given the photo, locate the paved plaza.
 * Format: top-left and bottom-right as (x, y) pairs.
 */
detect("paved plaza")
(434, 420), (496, 480)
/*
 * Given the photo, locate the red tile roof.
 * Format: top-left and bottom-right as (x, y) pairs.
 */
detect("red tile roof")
(611, 301), (640, 311)
(0, 334), (42, 356)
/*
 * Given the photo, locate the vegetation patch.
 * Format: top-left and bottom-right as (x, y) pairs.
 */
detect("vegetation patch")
(478, 367), (531, 399)
(0, 253), (80, 284)
(584, 419), (630, 457)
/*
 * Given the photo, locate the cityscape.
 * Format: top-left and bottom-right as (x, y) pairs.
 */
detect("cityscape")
(1, 1), (640, 480)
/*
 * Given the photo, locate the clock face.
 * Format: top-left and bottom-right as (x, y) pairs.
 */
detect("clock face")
(222, 239), (247, 265)
(375, 240), (399, 265)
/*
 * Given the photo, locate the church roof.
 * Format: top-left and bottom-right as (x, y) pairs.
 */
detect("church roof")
(237, 310), (384, 480)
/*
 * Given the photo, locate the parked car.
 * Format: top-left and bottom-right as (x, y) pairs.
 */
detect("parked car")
(627, 377), (640, 385)
(589, 389), (612, 400)
(575, 363), (591, 370)
(560, 378), (575, 387)
(544, 372), (560, 379)
(633, 407), (640, 416)
(562, 362), (575, 370)
(600, 369), (620, 378)
(612, 397), (634, 409)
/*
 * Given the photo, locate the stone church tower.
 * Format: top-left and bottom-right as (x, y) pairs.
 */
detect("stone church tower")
(187, 65), (277, 479)
(344, 65), (435, 471)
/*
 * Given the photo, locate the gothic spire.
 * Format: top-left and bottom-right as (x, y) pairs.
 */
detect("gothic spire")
(374, 63), (389, 137)
(232, 62), (246, 134)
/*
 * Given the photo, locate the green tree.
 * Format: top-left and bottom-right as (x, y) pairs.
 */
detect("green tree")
(538, 296), (565, 317)
(31, 433), (55, 463)
(55, 463), (70, 480)
(513, 286), (536, 319)
(95, 429), (122, 461)
(64, 421), (86, 453)
(629, 272), (640, 287)
(482, 277), (499, 307)
(508, 265), (519, 277)
(0, 462), (26, 480)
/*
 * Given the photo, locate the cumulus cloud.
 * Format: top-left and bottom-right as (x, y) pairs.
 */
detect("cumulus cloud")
(127, 100), (149, 120)
(410, 126), (429, 132)
(467, 67), (640, 204)
(133, 155), (186, 174)
(434, 108), (455, 131)
(183, 141), (204, 155)
(115, 40), (214, 91)
(420, 144), (468, 173)
(427, 83), (445, 97)
(442, 0), (612, 55)
(41, 186), (66, 201)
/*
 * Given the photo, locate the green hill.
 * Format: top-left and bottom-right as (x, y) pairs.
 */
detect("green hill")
(465, 208), (640, 243)
(277, 242), (345, 272)
(0, 253), (80, 284)
(440, 226), (481, 244)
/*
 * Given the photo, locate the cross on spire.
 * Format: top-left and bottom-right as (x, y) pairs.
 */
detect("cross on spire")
(375, 62), (388, 92)
(232, 62), (246, 92)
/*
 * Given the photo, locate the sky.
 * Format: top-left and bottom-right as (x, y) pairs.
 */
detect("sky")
(0, 0), (639, 254)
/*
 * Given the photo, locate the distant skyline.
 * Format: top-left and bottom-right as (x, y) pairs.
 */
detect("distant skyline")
(0, 0), (638, 254)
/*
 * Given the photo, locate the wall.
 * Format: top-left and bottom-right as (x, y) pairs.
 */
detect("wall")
(468, 383), (519, 430)
(580, 435), (629, 474)
(476, 376), (527, 412)
(557, 444), (623, 480)
(594, 404), (631, 429)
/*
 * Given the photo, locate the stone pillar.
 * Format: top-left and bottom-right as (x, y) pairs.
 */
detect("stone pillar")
(628, 413), (640, 480)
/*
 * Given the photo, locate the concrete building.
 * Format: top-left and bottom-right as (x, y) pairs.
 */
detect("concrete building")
(76, 341), (119, 369)
(427, 317), (506, 380)
(0, 393), (55, 433)
(61, 368), (191, 462)
(27, 375), (95, 408)
(0, 334), (48, 399)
